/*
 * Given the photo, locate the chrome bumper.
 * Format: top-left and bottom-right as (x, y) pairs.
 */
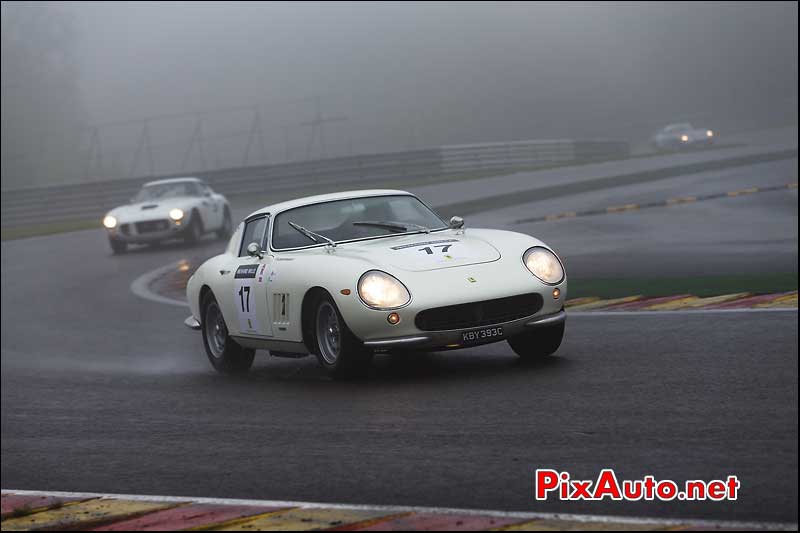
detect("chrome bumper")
(184, 316), (201, 330)
(362, 310), (566, 351)
(108, 223), (187, 243)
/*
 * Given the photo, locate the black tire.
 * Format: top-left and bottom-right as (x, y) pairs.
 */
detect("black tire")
(185, 211), (203, 244)
(310, 293), (373, 379)
(201, 291), (255, 374)
(109, 238), (127, 254)
(216, 208), (233, 240)
(508, 322), (565, 360)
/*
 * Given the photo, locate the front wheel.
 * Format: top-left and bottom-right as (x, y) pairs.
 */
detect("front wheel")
(185, 212), (203, 244)
(109, 238), (127, 254)
(312, 295), (373, 379)
(216, 209), (233, 240)
(508, 322), (565, 360)
(201, 292), (254, 374)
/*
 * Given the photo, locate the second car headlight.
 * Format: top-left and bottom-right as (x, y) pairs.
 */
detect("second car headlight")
(169, 208), (184, 221)
(523, 247), (564, 285)
(357, 270), (411, 309)
(102, 215), (117, 229)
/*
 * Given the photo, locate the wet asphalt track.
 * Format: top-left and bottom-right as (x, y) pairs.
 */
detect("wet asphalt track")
(1, 155), (798, 524)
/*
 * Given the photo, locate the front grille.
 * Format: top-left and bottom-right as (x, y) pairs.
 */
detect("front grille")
(415, 293), (544, 331)
(135, 219), (170, 234)
(120, 223), (131, 236)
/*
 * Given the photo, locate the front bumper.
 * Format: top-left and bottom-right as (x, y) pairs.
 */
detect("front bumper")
(362, 309), (565, 351)
(107, 219), (189, 244)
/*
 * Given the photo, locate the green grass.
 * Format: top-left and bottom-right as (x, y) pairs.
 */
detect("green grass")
(567, 273), (798, 300)
(1, 219), (98, 241)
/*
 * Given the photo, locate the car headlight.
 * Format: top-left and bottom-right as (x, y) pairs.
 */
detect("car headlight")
(523, 247), (564, 285)
(680, 134), (689, 142)
(706, 130), (714, 137)
(169, 208), (184, 221)
(103, 215), (117, 229)
(357, 270), (411, 309)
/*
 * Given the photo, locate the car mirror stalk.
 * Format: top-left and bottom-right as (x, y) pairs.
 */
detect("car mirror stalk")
(246, 242), (264, 259)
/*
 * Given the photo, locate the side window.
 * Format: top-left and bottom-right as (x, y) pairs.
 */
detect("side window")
(238, 216), (269, 257)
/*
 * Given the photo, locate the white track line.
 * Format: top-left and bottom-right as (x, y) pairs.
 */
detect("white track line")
(1, 489), (796, 530)
(129, 260), (188, 307)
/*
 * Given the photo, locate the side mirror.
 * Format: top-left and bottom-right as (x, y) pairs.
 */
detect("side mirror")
(246, 242), (264, 259)
(449, 216), (464, 229)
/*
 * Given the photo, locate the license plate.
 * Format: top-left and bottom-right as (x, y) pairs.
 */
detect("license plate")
(461, 326), (504, 344)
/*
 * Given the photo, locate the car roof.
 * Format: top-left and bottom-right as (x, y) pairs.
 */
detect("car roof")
(245, 189), (414, 219)
(143, 177), (205, 187)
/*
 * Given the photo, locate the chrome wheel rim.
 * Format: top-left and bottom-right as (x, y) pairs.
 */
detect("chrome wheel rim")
(316, 301), (341, 364)
(205, 302), (226, 358)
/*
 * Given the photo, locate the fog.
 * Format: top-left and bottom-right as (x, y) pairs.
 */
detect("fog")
(2, 1), (797, 188)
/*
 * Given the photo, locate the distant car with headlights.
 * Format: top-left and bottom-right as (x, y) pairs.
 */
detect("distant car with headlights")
(184, 189), (567, 378)
(102, 177), (232, 254)
(652, 123), (715, 151)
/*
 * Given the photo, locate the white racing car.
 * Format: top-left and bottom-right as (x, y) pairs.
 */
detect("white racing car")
(184, 190), (567, 378)
(652, 123), (715, 151)
(102, 177), (232, 254)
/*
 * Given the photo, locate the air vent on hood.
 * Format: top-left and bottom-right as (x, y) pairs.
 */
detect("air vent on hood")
(141, 204), (159, 210)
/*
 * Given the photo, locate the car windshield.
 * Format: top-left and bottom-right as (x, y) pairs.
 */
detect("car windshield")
(133, 182), (201, 202)
(272, 195), (447, 249)
(665, 123), (692, 132)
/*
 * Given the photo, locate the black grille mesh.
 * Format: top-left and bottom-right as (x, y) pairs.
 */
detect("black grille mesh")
(415, 293), (544, 331)
(135, 220), (170, 233)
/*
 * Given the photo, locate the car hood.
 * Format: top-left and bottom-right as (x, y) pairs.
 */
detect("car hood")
(109, 197), (197, 222)
(338, 231), (501, 272)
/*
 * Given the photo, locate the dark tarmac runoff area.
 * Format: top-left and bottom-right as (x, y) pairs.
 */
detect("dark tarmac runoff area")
(1, 153), (798, 524)
(470, 157), (798, 279)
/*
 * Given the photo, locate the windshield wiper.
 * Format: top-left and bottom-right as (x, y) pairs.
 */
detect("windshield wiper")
(288, 221), (336, 247)
(353, 220), (430, 233)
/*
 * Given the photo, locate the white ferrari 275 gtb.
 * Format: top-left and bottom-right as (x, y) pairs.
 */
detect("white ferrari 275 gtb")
(184, 190), (567, 378)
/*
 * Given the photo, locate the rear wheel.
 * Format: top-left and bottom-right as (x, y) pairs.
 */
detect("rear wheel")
(109, 238), (127, 254)
(508, 322), (565, 361)
(312, 294), (372, 379)
(201, 292), (254, 374)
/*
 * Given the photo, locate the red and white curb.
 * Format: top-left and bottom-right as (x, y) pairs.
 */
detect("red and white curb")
(2, 490), (797, 531)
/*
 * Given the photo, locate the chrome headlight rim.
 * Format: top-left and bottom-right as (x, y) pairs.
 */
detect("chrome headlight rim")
(169, 208), (185, 221)
(356, 269), (412, 310)
(523, 246), (565, 285)
(102, 214), (118, 229)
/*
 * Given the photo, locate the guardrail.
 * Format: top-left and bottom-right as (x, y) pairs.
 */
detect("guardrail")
(1, 139), (628, 228)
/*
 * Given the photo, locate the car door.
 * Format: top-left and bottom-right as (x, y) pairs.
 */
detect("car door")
(222, 215), (274, 338)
